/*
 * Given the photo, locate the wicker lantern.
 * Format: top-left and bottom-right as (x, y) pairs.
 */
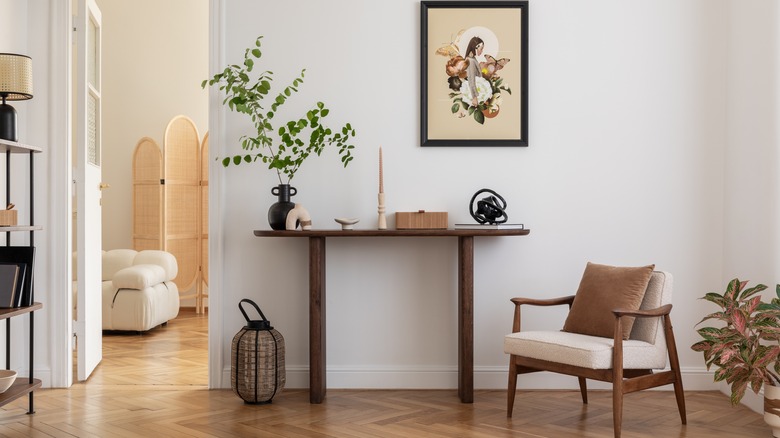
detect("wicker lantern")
(231, 299), (286, 404)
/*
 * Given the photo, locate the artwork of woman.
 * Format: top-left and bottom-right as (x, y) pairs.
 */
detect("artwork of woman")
(439, 27), (511, 125)
(463, 36), (485, 108)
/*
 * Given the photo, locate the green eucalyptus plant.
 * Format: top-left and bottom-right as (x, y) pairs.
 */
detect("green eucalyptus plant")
(692, 279), (780, 405)
(202, 36), (356, 184)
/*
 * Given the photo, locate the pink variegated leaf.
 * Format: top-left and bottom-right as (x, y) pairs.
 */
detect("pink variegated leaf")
(695, 311), (728, 326)
(691, 340), (712, 352)
(755, 346), (780, 368)
(731, 310), (747, 336)
(747, 296), (762, 314)
(731, 381), (748, 405)
(740, 283), (768, 300)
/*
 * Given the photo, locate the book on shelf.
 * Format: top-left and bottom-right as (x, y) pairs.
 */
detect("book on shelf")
(0, 263), (19, 308)
(11, 263), (26, 308)
(454, 223), (525, 230)
(0, 246), (35, 307)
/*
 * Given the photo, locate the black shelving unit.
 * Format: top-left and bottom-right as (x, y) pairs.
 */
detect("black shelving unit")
(0, 139), (42, 414)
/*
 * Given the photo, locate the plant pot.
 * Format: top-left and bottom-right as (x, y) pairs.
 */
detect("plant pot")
(765, 384), (780, 437)
(482, 105), (500, 119)
(268, 184), (297, 231)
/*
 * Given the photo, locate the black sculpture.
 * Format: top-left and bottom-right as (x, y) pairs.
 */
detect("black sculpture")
(469, 188), (508, 224)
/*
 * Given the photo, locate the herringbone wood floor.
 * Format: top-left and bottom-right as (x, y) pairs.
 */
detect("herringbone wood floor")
(0, 309), (771, 437)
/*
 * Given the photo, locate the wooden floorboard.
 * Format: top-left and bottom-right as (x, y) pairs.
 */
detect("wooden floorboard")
(0, 308), (772, 437)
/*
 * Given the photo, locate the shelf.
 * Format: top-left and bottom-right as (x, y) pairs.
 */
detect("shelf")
(0, 303), (42, 321)
(254, 229), (531, 238)
(0, 139), (41, 154)
(0, 226), (43, 233)
(0, 378), (41, 408)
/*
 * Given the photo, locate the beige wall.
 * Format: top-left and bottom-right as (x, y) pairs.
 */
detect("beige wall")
(97, 0), (208, 251)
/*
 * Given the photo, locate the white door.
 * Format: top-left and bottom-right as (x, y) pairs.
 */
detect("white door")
(74, 0), (103, 381)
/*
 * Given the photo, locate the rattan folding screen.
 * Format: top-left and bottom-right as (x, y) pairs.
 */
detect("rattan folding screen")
(132, 116), (208, 313)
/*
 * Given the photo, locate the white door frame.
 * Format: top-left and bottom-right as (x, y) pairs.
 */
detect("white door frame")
(207, 0), (226, 389)
(49, 0), (75, 388)
(48, 0), (227, 389)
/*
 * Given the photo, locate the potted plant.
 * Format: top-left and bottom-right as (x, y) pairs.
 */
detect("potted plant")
(692, 278), (780, 434)
(202, 36), (357, 230)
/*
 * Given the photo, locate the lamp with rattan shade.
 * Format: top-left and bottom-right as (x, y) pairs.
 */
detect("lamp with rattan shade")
(0, 53), (33, 142)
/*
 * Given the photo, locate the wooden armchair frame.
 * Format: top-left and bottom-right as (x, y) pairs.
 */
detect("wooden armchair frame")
(506, 295), (687, 437)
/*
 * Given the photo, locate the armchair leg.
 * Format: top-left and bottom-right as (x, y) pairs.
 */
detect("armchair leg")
(612, 374), (623, 438)
(507, 356), (518, 417)
(578, 377), (588, 404)
(664, 315), (687, 424)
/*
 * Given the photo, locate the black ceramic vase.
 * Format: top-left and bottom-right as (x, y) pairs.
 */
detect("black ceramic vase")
(268, 184), (297, 230)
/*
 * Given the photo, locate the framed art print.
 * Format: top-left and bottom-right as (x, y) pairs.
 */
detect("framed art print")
(421, 1), (528, 147)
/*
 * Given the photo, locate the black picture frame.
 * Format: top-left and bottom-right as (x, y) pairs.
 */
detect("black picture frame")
(421, 0), (528, 147)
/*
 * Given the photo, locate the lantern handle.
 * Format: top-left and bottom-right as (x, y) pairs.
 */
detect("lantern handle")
(239, 299), (268, 323)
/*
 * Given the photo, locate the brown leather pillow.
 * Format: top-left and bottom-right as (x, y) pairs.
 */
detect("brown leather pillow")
(562, 262), (655, 339)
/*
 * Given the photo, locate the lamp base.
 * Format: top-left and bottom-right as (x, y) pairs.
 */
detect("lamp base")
(0, 103), (17, 142)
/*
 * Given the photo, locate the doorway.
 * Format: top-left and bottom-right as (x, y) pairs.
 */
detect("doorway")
(70, 0), (210, 386)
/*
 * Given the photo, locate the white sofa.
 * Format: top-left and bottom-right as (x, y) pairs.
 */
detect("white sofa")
(102, 249), (180, 331)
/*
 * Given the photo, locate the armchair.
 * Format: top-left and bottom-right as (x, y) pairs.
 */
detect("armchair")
(102, 249), (180, 332)
(503, 266), (686, 438)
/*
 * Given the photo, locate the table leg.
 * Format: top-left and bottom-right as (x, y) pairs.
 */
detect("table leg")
(309, 236), (326, 403)
(458, 236), (474, 403)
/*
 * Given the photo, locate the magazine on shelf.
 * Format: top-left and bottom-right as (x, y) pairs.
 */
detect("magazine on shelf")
(454, 223), (525, 230)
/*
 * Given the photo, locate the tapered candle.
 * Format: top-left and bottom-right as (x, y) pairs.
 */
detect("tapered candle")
(379, 146), (384, 194)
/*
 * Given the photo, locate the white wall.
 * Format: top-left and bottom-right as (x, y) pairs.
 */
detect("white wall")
(722, 0), (780, 412)
(215, 0), (727, 389)
(98, 0), (209, 251)
(0, 0), (61, 385)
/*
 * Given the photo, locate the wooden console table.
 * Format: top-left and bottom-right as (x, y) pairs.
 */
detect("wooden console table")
(253, 228), (530, 404)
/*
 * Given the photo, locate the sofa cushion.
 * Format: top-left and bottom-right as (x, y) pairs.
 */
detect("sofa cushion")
(113, 264), (167, 290)
(103, 249), (138, 281)
(134, 250), (178, 281)
(562, 262), (654, 339)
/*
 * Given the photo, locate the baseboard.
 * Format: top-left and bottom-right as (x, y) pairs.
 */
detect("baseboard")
(221, 365), (718, 391)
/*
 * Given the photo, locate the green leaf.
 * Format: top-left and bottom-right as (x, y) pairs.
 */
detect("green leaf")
(474, 109), (485, 124)
(252, 48), (261, 58)
(221, 157), (230, 167)
(232, 156), (242, 165)
(452, 103), (460, 113)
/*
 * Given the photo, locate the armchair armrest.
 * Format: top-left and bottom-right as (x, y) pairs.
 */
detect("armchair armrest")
(509, 295), (575, 333)
(112, 264), (167, 290)
(612, 304), (672, 319)
(511, 295), (575, 307)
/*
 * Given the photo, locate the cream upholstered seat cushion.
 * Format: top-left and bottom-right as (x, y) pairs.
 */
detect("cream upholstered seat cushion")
(504, 330), (667, 369)
(504, 271), (672, 370)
